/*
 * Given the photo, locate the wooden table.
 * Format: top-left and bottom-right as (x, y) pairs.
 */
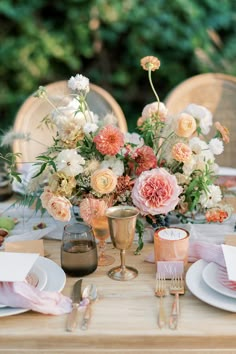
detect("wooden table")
(1, 240), (236, 354)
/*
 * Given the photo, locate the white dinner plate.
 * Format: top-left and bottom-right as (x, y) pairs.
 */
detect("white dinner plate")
(0, 263), (48, 309)
(186, 259), (236, 312)
(202, 262), (236, 299)
(0, 257), (66, 317)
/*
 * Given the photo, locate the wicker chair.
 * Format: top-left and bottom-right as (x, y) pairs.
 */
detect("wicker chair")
(13, 81), (127, 166)
(165, 73), (236, 168)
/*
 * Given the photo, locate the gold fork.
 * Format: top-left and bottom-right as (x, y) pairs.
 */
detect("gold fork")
(169, 275), (185, 330)
(155, 273), (167, 329)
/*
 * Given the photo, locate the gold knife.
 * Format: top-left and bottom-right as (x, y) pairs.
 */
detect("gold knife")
(66, 279), (83, 332)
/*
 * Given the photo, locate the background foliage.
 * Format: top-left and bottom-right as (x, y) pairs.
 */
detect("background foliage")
(1, 0), (236, 142)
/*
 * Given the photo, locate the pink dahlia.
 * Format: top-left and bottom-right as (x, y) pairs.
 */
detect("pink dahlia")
(134, 145), (157, 176)
(131, 168), (182, 215)
(93, 125), (124, 156)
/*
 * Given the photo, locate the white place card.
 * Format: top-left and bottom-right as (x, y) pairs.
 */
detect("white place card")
(0, 252), (39, 282)
(222, 244), (236, 281)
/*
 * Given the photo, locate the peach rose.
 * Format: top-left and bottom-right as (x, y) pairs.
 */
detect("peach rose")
(175, 113), (197, 138)
(40, 187), (54, 208)
(91, 169), (117, 194)
(131, 168), (182, 215)
(46, 196), (72, 222)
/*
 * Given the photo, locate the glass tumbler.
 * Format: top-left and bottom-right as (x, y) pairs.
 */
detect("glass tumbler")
(61, 222), (98, 276)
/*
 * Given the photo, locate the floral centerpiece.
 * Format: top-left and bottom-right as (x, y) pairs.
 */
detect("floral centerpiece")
(0, 56), (231, 253)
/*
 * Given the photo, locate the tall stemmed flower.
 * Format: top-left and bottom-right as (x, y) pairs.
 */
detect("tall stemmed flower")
(139, 56), (170, 159)
(140, 56), (161, 112)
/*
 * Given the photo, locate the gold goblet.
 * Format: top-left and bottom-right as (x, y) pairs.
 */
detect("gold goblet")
(105, 205), (139, 281)
(91, 215), (115, 266)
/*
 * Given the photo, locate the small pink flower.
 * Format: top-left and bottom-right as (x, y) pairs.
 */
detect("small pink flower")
(80, 198), (108, 225)
(93, 125), (124, 156)
(132, 145), (157, 175)
(142, 102), (168, 122)
(46, 196), (72, 222)
(172, 143), (192, 162)
(131, 168), (182, 215)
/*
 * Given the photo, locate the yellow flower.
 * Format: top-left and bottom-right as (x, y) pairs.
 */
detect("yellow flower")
(49, 172), (76, 197)
(140, 56), (161, 71)
(91, 169), (117, 194)
(175, 113), (197, 138)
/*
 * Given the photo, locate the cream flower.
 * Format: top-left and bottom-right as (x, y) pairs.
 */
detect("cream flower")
(199, 185), (222, 208)
(83, 123), (98, 134)
(124, 132), (144, 147)
(91, 168), (117, 194)
(83, 159), (101, 175)
(102, 113), (118, 126)
(142, 101), (168, 122)
(68, 74), (90, 92)
(56, 149), (85, 176)
(100, 157), (124, 176)
(209, 138), (224, 155)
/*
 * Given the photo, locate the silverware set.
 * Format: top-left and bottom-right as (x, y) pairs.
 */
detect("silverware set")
(66, 275), (185, 332)
(155, 273), (185, 330)
(66, 279), (98, 332)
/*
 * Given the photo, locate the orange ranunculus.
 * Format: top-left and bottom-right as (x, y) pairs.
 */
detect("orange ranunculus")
(175, 113), (197, 138)
(91, 169), (117, 194)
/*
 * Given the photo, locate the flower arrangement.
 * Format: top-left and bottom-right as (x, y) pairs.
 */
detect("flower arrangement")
(0, 56), (231, 253)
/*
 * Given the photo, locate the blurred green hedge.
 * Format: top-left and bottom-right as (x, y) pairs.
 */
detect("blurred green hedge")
(0, 0), (236, 137)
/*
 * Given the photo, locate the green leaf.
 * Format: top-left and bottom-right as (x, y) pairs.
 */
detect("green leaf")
(134, 218), (145, 255)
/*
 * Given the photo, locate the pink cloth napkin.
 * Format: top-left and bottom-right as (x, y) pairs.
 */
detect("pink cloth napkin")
(145, 240), (226, 267)
(0, 281), (72, 315)
(188, 240), (226, 267)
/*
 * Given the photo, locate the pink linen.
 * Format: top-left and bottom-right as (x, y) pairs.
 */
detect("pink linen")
(145, 240), (226, 267)
(188, 240), (226, 267)
(0, 281), (72, 315)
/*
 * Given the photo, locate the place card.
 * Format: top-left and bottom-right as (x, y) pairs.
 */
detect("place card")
(5, 240), (44, 256)
(222, 244), (236, 281)
(0, 252), (39, 282)
(157, 260), (184, 278)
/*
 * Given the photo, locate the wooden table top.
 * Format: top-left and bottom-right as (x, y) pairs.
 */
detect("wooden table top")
(1, 239), (236, 354)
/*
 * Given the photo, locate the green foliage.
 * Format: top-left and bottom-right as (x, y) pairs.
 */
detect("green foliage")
(0, 0), (236, 140)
